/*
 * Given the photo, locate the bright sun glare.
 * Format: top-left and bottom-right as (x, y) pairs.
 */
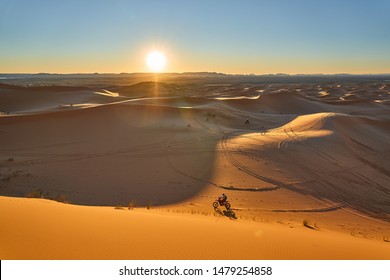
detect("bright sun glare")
(146, 51), (166, 72)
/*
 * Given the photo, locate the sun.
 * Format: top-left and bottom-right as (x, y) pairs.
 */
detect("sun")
(146, 51), (166, 72)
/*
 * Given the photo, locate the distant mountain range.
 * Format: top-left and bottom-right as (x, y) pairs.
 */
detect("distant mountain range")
(1, 72), (389, 87)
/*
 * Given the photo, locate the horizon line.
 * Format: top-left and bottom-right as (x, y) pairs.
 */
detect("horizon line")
(1, 72), (390, 76)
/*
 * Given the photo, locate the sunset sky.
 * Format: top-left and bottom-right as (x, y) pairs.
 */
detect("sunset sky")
(1, 0), (389, 74)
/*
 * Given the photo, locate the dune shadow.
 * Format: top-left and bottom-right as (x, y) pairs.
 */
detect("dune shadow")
(0, 88), (300, 207)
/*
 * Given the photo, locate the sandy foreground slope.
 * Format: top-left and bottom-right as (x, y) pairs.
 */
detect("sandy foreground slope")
(0, 81), (389, 259)
(1, 196), (389, 260)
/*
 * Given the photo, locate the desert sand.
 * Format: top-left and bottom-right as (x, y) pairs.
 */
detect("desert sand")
(0, 75), (389, 259)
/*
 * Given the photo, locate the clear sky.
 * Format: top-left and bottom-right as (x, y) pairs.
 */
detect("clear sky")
(1, 0), (389, 74)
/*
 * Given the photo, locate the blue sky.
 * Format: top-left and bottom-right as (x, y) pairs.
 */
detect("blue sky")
(0, 0), (389, 73)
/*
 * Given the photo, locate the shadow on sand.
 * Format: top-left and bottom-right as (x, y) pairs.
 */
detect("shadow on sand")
(214, 207), (237, 220)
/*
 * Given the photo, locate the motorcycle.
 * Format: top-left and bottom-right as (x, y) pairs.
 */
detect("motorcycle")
(213, 199), (231, 210)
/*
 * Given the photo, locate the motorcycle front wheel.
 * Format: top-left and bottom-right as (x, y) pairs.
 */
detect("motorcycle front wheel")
(213, 201), (219, 208)
(225, 202), (231, 210)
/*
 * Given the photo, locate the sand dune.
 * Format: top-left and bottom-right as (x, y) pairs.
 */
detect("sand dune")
(0, 80), (389, 259)
(1, 196), (389, 260)
(253, 112), (390, 217)
(257, 91), (327, 114)
(0, 83), (118, 114)
(106, 82), (179, 98)
(0, 102), (219, 206)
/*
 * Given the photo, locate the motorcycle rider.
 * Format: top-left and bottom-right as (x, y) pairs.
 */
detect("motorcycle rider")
(218, 193), (227, 205)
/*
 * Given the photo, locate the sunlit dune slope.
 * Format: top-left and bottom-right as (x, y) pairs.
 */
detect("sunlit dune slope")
(1, 196), (389, 260)
(226, 112), (390, 219)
